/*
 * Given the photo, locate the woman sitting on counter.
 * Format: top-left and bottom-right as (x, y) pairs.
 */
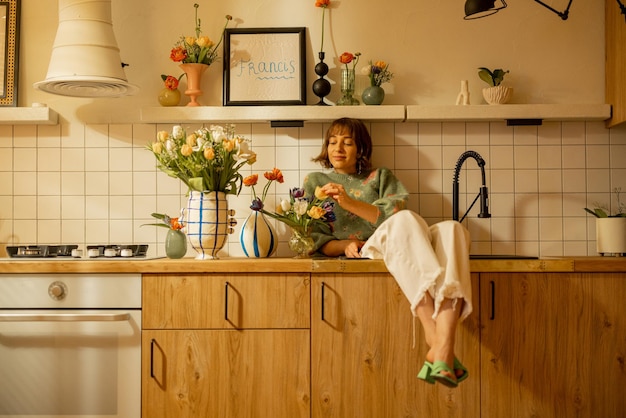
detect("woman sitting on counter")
(303, 117), (472, 388)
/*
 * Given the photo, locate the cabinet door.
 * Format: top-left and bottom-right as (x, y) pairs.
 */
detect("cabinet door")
(142, 330), (310, 418)
(311, 273), (480, 418)
(480, 272), (626, 417)
(143, 273), (310, 329)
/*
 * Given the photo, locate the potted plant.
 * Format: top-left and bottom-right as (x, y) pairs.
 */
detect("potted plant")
(478, 67), (512, 104)
(584, 187), (626, 256)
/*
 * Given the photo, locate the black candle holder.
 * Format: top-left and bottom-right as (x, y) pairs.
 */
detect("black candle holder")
(312, 52), (331, 105)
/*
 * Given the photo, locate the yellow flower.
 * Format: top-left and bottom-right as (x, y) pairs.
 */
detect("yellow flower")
(186, 134), (197, 147)
(204, 147), (215, 160)
(152, 142), (163, 154)
(222, 139), (234, 152)
(185, 36), (196, 46)
(314, 186), (328, 199)
(308, 206), (325, 219)
(196, 36), (213, 48)
(181, 144), (193, 156)
(157, 131), (169, 142)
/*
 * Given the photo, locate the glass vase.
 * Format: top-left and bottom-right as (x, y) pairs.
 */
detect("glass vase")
(288, 227), (315, 258)
(337, 68), (359, 106)
(361, 85), (385, 105)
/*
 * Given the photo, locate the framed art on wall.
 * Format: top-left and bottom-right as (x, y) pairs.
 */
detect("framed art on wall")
(0, 0), (19, 106)
(223, 27), (306, 106)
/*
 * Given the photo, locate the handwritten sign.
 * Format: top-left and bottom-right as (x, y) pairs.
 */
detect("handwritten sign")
(224, 28), (306, 106)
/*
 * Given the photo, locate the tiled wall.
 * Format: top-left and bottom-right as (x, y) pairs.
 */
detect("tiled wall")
(1, 120), (625, 258)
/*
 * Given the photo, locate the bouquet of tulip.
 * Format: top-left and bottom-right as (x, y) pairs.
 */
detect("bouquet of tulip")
(243, 168), (285, 211)
(361, 60), (394, 87)
(262, 186), (335, 235)
(148, 124), (257, 194)
(169, 4), (232, 66)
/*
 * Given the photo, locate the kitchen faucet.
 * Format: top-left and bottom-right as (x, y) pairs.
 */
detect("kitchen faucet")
(453, 150), (491, 222)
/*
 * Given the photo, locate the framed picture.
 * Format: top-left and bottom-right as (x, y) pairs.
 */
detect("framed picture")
(0, 0), (19, 106)
(223, 27), (306, 106)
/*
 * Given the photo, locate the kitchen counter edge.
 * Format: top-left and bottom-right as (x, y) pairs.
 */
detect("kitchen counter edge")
(0, 257), (625, 274)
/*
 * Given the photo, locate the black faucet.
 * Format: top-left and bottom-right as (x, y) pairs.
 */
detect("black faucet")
(452, 150), (491, 222)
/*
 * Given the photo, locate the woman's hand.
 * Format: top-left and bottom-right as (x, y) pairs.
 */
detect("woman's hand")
(320, 239), (365, 258)
(321, 182), (380, 224)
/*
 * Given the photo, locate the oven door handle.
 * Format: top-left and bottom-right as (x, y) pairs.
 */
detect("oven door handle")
(0, 313), (131, 322)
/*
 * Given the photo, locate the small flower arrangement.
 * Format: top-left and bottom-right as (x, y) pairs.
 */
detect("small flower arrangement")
(315, 0), (331, 53)
(148, 124), (257, 194)
(243, 168), (285, 211)
(169, 4), (232, 66)
(339, 51), (361, 72)
(143, 212), (184, 230)
(262, 186), (336, 234)
(585, 187), (626, 217)
(161, 74), (183, 90)
(361, 60), (394, 87)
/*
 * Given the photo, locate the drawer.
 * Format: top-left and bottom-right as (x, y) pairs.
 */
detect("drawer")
(142, 273), (310, 329)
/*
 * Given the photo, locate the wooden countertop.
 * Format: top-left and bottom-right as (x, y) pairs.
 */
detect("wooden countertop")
(0, 256), (625, 274)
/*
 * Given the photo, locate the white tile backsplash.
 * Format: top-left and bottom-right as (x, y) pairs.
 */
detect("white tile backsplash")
(1, 120), (626, 258)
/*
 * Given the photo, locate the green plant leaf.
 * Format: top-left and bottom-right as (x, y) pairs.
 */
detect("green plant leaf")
(478, 68), (494, 86)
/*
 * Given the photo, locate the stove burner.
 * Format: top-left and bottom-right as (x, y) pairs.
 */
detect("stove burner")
(7, 245), (78, 258)
(6, 244), (149, 258)
(86, 244), (148, 258)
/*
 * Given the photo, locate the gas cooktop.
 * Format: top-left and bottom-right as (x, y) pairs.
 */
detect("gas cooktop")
(6, 244), (149, 259)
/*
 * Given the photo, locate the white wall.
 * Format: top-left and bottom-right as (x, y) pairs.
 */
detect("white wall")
(2, 0), (623, 259)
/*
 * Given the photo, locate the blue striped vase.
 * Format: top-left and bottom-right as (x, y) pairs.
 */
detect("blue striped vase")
(240, 211), (277, 258)
(184, 191), (229, 260)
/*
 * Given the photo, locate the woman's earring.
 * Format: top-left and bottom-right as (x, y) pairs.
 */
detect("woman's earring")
(357, 160), (362, 175)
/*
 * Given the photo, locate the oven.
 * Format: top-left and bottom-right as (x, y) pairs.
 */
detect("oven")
(0, 273), (141, 418)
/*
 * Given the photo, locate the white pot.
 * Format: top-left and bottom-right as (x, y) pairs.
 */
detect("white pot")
(596, 217), (626, 256)
(183, 191), (231, 260)
(482, 85), (513, 105)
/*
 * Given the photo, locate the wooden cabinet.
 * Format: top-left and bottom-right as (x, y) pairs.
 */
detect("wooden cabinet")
(606, 0), (626, 127)
(479, 272), (626, 417)
(310, 273), (481, 418)
(142, 273), (311, 418)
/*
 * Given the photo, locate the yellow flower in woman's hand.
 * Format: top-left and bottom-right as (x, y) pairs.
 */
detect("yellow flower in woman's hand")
(314, 186), (328, 199)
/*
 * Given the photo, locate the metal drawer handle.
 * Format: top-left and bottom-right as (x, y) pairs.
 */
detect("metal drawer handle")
(0, 313), (131, 322)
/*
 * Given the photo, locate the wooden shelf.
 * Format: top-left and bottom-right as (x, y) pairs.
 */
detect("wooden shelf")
(405, 104), (611, 122)
(0, 106), (59, 125)
(140, 105), (406, 124)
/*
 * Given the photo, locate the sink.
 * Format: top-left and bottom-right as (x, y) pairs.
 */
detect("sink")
(470, 254), (538, 260)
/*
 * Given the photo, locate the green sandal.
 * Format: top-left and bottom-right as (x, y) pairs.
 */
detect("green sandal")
(417, 361), (435, 384)
(431, 360), (458, 388)
(454, 357), (469, 383)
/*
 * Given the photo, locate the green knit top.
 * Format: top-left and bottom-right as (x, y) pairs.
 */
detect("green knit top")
(303, 167), (409, 252)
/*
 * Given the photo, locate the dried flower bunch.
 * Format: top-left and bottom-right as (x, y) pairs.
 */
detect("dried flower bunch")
(361, 60), (394, 87)
(148, 125), (257, 194)
(585, 187), (626, 217)
(243, 168), (285, 211)
(169, 3), (232, 66)
(262, 186), (335, 234)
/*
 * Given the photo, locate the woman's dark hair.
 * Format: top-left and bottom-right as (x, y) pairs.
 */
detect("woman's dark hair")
(312, 118), (373, 173)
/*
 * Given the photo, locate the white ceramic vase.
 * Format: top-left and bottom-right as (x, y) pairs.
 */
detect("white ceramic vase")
(239, 211), (278, 258)
(596, 217), (626, 256)
(482, 85), (513, 105)
(183, 191), (231, 259)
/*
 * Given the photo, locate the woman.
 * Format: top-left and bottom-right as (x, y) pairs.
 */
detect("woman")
(303, 118), (472, 388)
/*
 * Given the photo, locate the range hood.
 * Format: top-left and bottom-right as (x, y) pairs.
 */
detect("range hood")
(33, 0), (138, 98)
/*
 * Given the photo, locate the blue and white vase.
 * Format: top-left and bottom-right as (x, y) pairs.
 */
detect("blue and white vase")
(240, 211), (277, 258)
(183, 190), (230, 259)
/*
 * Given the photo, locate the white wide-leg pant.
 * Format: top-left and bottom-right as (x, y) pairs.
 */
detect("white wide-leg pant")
(360, 210), (472, 321)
